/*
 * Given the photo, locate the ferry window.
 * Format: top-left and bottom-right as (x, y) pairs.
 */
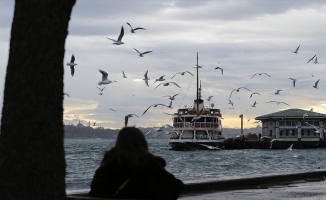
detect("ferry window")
(307, 130), (310, 136)
(206, 117), (213, 122)
(286, 121), (291, 126)
(198, 117), (205, 122)
(292, 131), (295, 136)
(279, 130), (283, 136)
(302, 132), (304, 136)
(286, 130), (289, 136)
(185, 117), (192, 122)
(279, 121), (285, 126)
(314, 121), (319, 126)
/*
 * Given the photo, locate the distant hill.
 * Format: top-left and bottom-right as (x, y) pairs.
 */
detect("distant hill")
(64, 124), (262, 139)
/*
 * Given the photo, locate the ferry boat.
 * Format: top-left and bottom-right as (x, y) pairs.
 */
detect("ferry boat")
(169, 53), (225, 151)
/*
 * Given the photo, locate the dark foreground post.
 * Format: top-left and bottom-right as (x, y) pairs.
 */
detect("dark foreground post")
(0, 0), (75, 199)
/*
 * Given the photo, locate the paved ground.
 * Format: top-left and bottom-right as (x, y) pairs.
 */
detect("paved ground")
(179, 179), (326, 200)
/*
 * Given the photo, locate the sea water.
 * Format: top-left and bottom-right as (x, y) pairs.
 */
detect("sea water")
(65, 138), (326, 194)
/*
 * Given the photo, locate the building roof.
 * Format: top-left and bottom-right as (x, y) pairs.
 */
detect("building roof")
(255, 108), (326, 120)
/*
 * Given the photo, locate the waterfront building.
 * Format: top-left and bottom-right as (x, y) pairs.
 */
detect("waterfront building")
(255, 108), (326, 141)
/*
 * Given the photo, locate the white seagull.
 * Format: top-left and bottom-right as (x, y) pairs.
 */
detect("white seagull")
(314, 57), (319, 64)
(215, 67), (223, 75)
(133, 48), (152, 57)
(98, 69), (113, 85)
(313, 79), (320, 89)
(250, 92), (261, 98)
(163, 93), (179, 100)
(66, 54), (77, 77)
(191, 107), (204, 123)
(229, 87), (251, 99)
(303, 113), (308, 120)
(106, 26), (124, 45)
(228, 99), (234, 107)
(171, 71), (194, 79)
(126, 22), (146, 33)
(274, 90), (282, 95)
(251, 73), (271, 79)
(145, 124), (173, 136)
(305, 122), (325, 134)
(125, 114), (140, 127)
(307, 55), (316, 63)
(289, 78), (296, 87)
(155, 82), (180, 89)
(63, 93), (70, 98)
(251, 101), (257, 107)
(96, 86), (106, 91)
(154, 75), (165, 83)
(143, 70), (150, 87)
(266, 101), (290, 106)
(286, 144), (293, 151)
(142, 103), (170, 116)
(291, 45), (300, 54)
(163, 112), (184, 122)
(122, 71), (127, 78)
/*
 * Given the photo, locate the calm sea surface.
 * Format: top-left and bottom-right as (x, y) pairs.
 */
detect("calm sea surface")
(65, 138), (326, 194)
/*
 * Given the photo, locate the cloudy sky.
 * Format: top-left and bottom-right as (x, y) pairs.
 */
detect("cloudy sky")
(1, 0), (326, 129)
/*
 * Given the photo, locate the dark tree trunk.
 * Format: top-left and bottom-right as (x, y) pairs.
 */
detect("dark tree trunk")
(0, 0), (75, 199)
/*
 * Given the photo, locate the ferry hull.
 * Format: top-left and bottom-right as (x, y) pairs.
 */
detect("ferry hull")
(169, 141), (224, 151)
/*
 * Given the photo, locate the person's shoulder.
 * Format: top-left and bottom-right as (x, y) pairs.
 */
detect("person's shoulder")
(148, 153), (166, 168)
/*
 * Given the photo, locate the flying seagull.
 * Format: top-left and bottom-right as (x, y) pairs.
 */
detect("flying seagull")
(143, 70), (150, 87)
(106, 26), (124, 45)
(291, 45), (300, 54)
(125, 114), (140, 127)
(63, 93), (70, 98)
(163, 112), (184, 122)
(228, 99), (234, 107)
(93, 122), (96, 126)
(126, 22), (146, 33)
(251, 101), (257, 107)
(286, 144), (293, 151)
(289, 78), (296, 87)
(133, 48), (152, 57)
(215, 67), (223, 75)
(163, 93), (179, 100)
(266, 101), (290, 106)
(314, 57), (319, 64)
(171, 71), (194, 79)
(109, 108), (116, 112)
(313, 79), (320, 89)
(229, 86), (251, 99)
(66, 54), (77, 77)
(251, 73), (271, 79)
(191, 107), (204, 122)
(305, 122), (324, 134)
(142, 103), (170, 116)
(250, 92), (260, 98)
(98, 69), (113, 85)
(96, 86), (106, 91)
(145, 124), (173, 136)
(307, 55), (316, 63)
(155, 82), (180, 89)
(122, 71), (127, 78)
(274, 90), (282, 95)
(207, 96), (213, 101)
(154, 75), (165, 83)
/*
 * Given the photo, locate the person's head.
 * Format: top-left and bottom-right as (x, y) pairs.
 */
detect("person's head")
(115, 127), (148, 152)
(102, 127), (149, 167)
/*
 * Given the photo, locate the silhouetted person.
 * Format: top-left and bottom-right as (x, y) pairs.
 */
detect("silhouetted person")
(89, 127), (184, 199)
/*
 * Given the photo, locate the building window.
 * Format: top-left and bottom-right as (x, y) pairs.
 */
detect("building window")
(307, 130), (310, 136)
(286, 121), (291, 126)
(292, 130), (295, 136)
(314, 121), (319, 126)
(279, 121), (285, 126)
(269, 130), (272, 136)
(302, 131), (304, 136)
(280, 130), (283, 136)
(286, 130), (289, 136)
